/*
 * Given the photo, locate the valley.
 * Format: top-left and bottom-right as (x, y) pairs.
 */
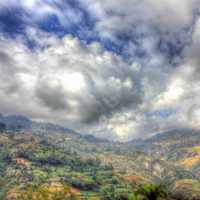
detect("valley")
(0, 114), (200, 199)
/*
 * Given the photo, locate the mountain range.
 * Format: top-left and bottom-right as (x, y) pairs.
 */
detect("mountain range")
(0, 114), (200, 199)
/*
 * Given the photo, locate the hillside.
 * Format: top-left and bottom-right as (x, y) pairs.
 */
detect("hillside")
(0, 131), (155, 200)
(133, 129), (200, 170)
(131, 129), (200, 199)
(0, 115), (200, 199)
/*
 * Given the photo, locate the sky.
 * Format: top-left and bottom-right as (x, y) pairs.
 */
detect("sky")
(0, 0), (200, 141)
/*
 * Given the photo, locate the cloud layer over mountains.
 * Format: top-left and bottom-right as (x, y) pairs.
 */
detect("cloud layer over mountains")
(0, 0), (200, 140)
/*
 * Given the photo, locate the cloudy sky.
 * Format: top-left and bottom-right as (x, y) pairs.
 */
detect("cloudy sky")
(0, 0), (200, 141)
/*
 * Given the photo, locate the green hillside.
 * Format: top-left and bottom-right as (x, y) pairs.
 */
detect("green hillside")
(0, 128), (200, 200)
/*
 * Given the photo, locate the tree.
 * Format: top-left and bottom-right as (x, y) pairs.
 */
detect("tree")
(135, 184), (168, 200)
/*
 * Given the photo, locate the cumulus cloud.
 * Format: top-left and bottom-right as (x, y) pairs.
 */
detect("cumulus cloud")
(0, 32), (142, 129)
(80, 0), (199, 34)
(1, 0), (200, 140)
(79, 0), (200, 62)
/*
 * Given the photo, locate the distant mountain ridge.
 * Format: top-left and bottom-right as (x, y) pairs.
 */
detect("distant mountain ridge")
(0, 113), (74, 133)
(130, 128), (200, 149)
(145, 129), (200, 143)
(0, 113), (109, 143)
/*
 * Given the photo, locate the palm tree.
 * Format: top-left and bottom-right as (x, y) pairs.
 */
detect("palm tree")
(135, 184), (168, 200)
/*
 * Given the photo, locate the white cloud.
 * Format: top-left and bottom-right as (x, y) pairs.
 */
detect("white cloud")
(1, 0), (200, 140)
(0, 32), (141, 130)
(79, 0), (199, 38)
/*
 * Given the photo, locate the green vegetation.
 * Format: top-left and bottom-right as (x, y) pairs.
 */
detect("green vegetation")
(135, 184), (168, 200)
(0, 130), (200, 200)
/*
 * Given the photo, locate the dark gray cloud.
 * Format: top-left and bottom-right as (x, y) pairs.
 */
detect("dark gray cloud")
(36, 79), (69, 111)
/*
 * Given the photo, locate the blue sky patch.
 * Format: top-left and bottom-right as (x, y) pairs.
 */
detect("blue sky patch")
(146, 109), (176, 119)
